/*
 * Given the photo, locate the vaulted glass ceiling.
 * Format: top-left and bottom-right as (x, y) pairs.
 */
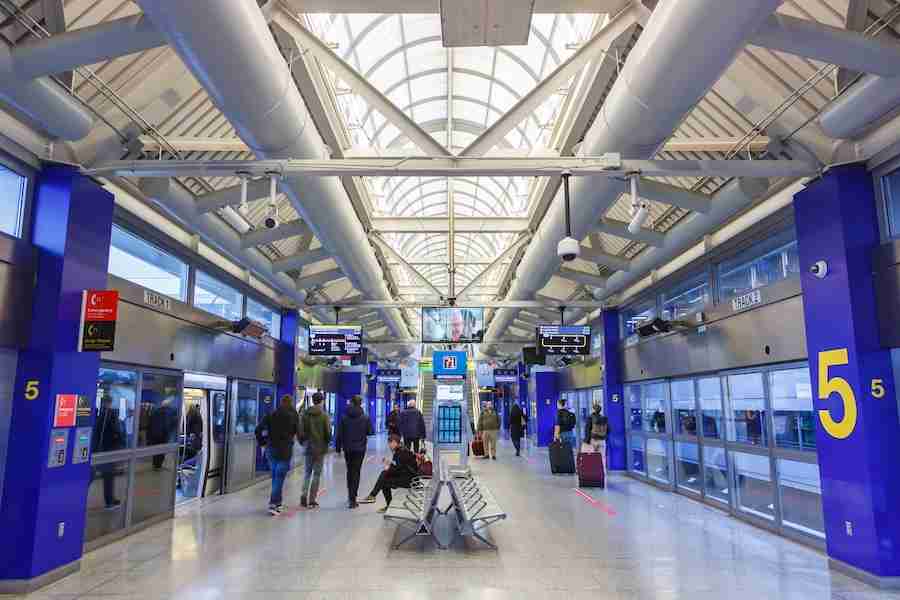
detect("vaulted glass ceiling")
(303, 12), (599, 299)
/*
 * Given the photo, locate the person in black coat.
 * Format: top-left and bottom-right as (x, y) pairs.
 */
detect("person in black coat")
(398, 400), (427, 453)
(336, 395), (373, 509)
(360, 434), (418, 512)
(387, 403), (401, 436)
(509, 401), (526, 457)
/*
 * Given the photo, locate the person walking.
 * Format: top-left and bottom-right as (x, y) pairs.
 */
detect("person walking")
(359, 434), (418, 513)
(255, 394), (301, 515)
(386, 402), (401, 436)
(509, 401), (526, 457)
(335, 394), (373, 509)
(584, 401), (610, 456)
(300, 392), (331, 509)
(554, 398), (577, 449)
(477, 402), (501, 460)
(399, 399), (426, 453)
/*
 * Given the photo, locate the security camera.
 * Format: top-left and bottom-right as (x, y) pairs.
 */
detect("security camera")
(810, 260), (828, 279)
(627, 202), (650, 235)
(558, 236), (580, 262)
(263, 200), (280, 230)
(592, 287), (604, 301)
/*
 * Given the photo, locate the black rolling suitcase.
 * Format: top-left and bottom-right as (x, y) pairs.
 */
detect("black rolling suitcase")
(549, 440), (575, 474)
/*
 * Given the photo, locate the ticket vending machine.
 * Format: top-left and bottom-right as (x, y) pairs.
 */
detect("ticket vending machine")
(431, 382), (470, 470)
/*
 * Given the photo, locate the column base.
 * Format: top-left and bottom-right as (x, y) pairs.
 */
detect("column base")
(0, 559), (80, 595)
(829, 557), (900, 589)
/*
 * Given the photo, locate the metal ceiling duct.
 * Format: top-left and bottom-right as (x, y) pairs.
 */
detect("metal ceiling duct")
(136, 0), (410, 339)
(484, 0), (783, 346)
(819, 75), (900, 140)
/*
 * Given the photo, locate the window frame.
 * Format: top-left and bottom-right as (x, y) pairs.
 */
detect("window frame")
(715, 228), (799, 304)
(108, 224), (191, 302)
(193, 269), (245, 321)
(0, 157), (34, 241)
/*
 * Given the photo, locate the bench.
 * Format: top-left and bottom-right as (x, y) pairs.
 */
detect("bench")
(446, 474), (507, 549)
(383, 475), (446, 549)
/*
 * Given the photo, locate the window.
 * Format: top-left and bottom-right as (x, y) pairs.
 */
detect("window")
(698, 377), (723, 439)
(108, 226), (189, 301)
(661, 272), (709, 321)
(769, 368), (816, 452)
(703, 446), (729, 504)
(717, 231), (800, 302)
(626, 384), (642, 431)
(95, 367), (138, 451)
(643, 382), (668, 434)
(246, 297), (282, 336)
(670, 379), (697, 436)
(0, 165), (26, 237)
(630, 434), (645, 474)
(777, 459), (825, 537)
(646, 438), (671, 484)
(883, 167), (900, 238)
(137, 372), (182, 448)
(621, 297), (657, 338)
(675, 442), (701, 493)
(733, 451), (775, 521)
(194, 270), (243, 320)
(726, 372), (767, 446)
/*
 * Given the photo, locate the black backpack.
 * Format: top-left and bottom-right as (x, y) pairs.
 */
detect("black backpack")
(560, 409), (576, 432)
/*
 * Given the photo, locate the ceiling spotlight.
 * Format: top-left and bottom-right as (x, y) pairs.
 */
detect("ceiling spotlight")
(627, 174), (649, 235)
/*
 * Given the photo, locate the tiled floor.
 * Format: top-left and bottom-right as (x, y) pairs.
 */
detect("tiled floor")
(14, 437), (900, 599)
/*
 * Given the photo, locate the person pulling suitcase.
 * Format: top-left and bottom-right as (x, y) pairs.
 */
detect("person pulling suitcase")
(550, 399), (577, 474)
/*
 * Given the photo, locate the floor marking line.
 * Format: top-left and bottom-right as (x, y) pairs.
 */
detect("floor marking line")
(573, 487), (616, 516)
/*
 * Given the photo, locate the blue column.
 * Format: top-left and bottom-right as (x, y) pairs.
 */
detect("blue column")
(601, 309), (626, 471)
(276, 309), (298, 401)
(0, 167), (114, 588)
(534, 370), (558, 447)
(517, 362), (528, 420)
(366, 361), (378, 432)
(794, 164), (900, 580)
(336, 371), (363, 447)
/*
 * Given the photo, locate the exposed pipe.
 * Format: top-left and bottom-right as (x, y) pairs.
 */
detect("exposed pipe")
(0, 38), (94, 140)
(136, 0), (410, 339)
(484, 0), (783, 347)
(11, 15), (167, 80)
(819, 75), (900, 140)
(830, 109), (900, 165)
(138, 178), (306, 305)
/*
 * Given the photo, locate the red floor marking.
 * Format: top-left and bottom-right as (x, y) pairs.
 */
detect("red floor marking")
(573, 488), (616, 516)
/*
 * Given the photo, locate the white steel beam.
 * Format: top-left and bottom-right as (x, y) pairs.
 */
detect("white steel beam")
(370, 216), (530, 234)
(308, 300), (604, 308)
(662, 137), (770, 153)
(370, 233), (446, 298)
(281, 0), (629, 13)
(88, 157), (817, 179)
(461, 4), (642, 156)
(635, 178), (712, 213)
(240, 219), (310, 248)
(296, 268), (346, 289)
(750, 13), (900, 78)
(198, 179), (270, 213)
(272, 247), (331, 272)
(138, 135), (248, 154)
(271, 9), (451, 158)
(593, 217), (665, 246)
(458, 233), (532, 299)
(558, 267), (608, 288)
(578, 245), (630, 271)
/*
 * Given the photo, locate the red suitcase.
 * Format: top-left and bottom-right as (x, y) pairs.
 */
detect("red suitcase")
(471, 435), (485, 457)
(577, 451), (605, 488)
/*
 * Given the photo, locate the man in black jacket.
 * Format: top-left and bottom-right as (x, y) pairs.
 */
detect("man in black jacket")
(336, 394), (373, 509)
(359, 434), (418, 512)
(399, 399), (427, 453)
(255, 394), (301, 515)
(509, 401), (526, 457)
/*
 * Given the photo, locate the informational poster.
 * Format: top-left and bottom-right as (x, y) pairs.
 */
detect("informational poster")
(78, 290), (119, 352)
(400, 359), (419, 388)
(54, 394), (77, 428)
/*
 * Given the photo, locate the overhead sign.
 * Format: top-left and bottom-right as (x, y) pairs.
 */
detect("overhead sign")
(536, 324), (592, 355)
(494, 368), (517, 383)
(309, 324), (363, 356)
(433, 350), (467, 380)
(78, 290), (119, 352)
(54, 394), (78, 428)
(378, 368), (401, 383)
(731, 289), (763, 312)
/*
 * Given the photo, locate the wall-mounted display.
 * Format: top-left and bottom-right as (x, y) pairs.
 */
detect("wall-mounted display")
(421, 307), (484, 343)
(309, 324), (362, 356)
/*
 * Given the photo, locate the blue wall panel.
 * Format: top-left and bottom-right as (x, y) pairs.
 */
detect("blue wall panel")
(276, 309), (298, 401)
(534, 371), (558, 447)
(602, 309), (626, 471)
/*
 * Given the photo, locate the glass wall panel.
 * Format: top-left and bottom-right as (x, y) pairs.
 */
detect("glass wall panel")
(84, 459), (129, 542)
(95, 368), (138, 451)
(194, 270), (243, 320)
(108, 225), (189, 301)
(670, 379), (697, 436)
(717, 231), (799, 302)
(630, 434), (645, 474)
(661, 272), (709, 321)
(622, 298), (657, 338)
(769, 368), (815, 452)
(235, 382), (260, 434)
(698, 377), (723, 439)
(131, 454), (176, 525)
(246, 297), (281, 336)
(733, 451), (775, 520)
(726, 372), (767, 446)
(138, 372), (182, 448)
(646, 438), (670, 484)
(643, 382), (667, 434)
(703, 446), (729, 504)
(778, 459), (825, 537)
(675, 442), (701, 493)
(626, 384), (642, 431)
(0, 165), (26, 237)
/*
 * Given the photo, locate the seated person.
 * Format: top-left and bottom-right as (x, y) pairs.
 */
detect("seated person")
(360, 434), (418, 513)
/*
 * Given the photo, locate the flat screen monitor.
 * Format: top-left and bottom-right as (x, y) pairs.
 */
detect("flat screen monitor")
(309, 324), (363, 356)
(536, 324), (592, 355)
(421, 307), (484, 343)
(522, 346), (544, 367)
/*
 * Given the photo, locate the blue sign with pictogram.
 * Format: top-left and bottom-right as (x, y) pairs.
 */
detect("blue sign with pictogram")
(433, 351), (467, 379)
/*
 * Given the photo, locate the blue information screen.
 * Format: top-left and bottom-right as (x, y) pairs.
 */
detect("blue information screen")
(536, 325), (592, 355)
(437, 405), (462, 443)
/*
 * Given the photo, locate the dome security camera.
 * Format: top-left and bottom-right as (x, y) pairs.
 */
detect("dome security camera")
(263, 200), (280, 230)
(558, 236), (580, 262)
(810, 260), (828, 279)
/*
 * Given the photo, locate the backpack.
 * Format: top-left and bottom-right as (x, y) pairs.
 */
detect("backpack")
(590, 415), (608, 440)
(560, 409), (576, 432)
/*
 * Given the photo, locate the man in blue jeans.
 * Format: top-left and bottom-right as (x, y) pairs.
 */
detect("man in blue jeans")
(255, 395), (301, 515)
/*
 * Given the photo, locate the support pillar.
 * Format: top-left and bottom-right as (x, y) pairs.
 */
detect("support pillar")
(276, 309), (298, 402)
(601, 309), (626, 471)
(367, 361), (377, 432)
(0, 167), (114, 592)
(794, 163), (900, 583)
(337, 370), (363, 447)
(533, 368), (558, 447)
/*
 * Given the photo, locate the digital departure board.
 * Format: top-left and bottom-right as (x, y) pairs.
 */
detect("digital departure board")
(536, 325), (592, 355)
(309, 324), (363, 356)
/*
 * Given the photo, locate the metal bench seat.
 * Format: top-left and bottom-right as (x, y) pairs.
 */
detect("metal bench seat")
(383, 476), (446, 549)
(446, 475), (507, 549)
